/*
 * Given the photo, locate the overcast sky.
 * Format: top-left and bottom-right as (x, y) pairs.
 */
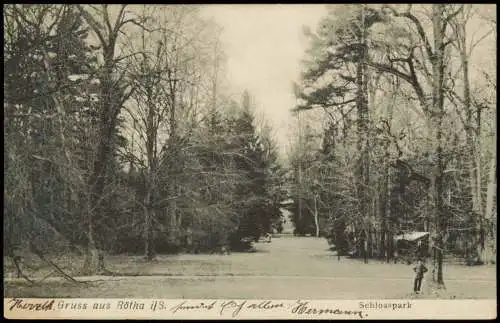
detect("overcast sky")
(201, 5), (328, 156)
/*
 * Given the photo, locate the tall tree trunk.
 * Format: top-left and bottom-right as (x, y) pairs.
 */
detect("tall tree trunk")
(481, 143), (497, 263)
(144, 81), (157, 261)
(167, 141), (179, 245)
(167, 73), (180, 245)
(297, 112), (303, 234)
(384, 90), (395, 262)
(385, 168), (393, 263)
(356, 6), (370, 257)
(363, 233), (368, 264)
(144, 186), (155, 261)
(313, 194), (320, 237)
(83, 194), (103, 275)
(456, 17), (485, 263)
(430, 3), (446, 286)
(377, 184), (385, 259)
(474, 150), (484, 261)
(77, 4), (139, 274)
(83, 50), (119, 274)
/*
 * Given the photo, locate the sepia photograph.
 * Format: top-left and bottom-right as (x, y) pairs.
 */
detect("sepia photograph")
(3, 3), (497, 319)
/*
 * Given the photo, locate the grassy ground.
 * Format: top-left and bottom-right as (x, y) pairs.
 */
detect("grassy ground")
(4, 237), (496, 299)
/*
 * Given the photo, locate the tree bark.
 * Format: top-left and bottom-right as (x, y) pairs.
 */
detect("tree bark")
(83, 42), (119, 275)
(167, 72), (180, 245)
(78, 4), (138, 274)
(356, 6), (370, 258)
(430, 3), (446, 286)
(455, 14), (485, 263)
(481, 143), (497, 263)
(83, 194), (100, 276)
(313, 194), (320, 237)
(144, 189), (155, 261)
(144, 80), (157, 261)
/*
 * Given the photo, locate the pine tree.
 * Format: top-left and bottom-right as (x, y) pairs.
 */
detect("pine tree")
(4, 5), (100, 259)
(227, 91), (284, 249)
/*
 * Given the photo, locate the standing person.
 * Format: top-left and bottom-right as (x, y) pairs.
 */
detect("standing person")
(413, 258), (428, 294)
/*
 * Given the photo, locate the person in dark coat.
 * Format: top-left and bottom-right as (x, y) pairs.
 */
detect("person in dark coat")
(413, 258), (428, 293)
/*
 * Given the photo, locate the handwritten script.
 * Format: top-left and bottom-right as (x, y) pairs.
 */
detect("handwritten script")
(8, 298), (55, 312)
(219, 300), (285, 317)
(292, 300), (366, 318)
(7, 298), (369, 319)
(165, 299), (366, 318)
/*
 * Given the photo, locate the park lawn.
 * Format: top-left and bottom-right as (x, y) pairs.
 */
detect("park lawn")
(5, 245), (496, 279)
(4, 267), (496, 299)
(4, 237), (496, 299)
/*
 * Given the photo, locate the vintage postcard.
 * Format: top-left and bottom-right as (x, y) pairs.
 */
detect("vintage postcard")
(3, 3), (497, 320)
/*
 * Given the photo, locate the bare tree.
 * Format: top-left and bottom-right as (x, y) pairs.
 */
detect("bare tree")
(77, 4), (150, 274)
(364, 3), (487, 286)
(123, 5), (227, 257)
(447, 4), (496, 264)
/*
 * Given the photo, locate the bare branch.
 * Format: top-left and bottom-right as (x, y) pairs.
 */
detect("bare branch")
(383, 5), (434, 60)
(469, 29), (494, 55)
(442, 5), (464, 32)
(113, 5), (128, 34)
(77, 5), (106, 47)
(365, 59), (427, 111)
(102, 4), (113, 34)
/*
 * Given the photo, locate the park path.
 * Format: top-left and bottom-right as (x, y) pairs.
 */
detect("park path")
(4, 236), (496, 298)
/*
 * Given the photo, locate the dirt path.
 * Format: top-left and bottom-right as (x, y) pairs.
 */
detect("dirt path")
(4, 236), (496, 299)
